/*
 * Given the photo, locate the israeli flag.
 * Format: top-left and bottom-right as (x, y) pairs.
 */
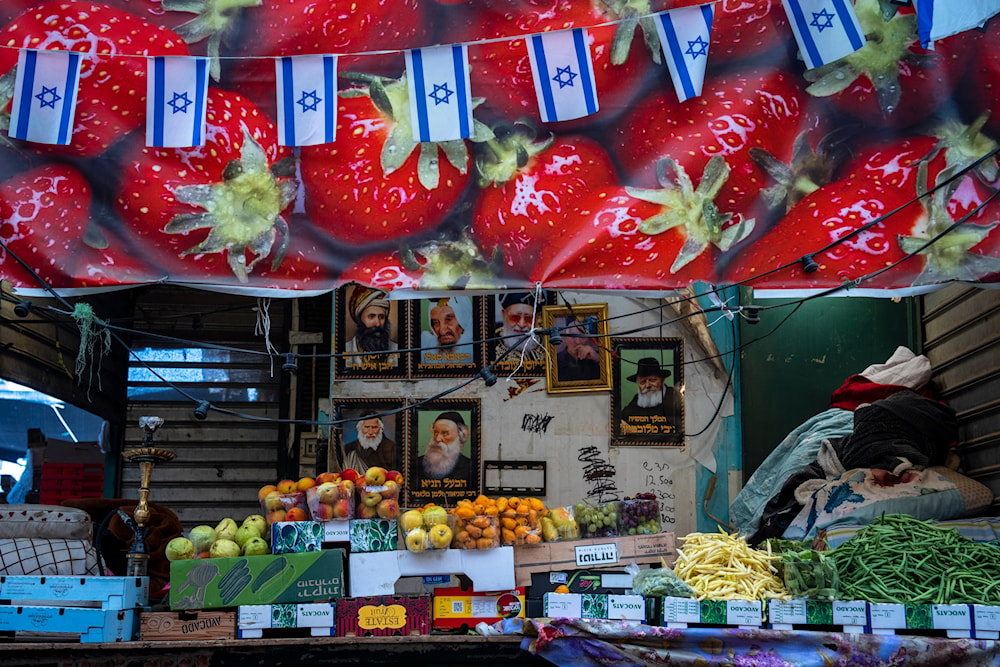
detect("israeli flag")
(782, 0), (866, 70)
(404, 45), (472, 143)
(9, 49), (82, 146)
(527, 28), (599, 123)
(275, 55), (338, 146)
(913, 0), (1000, 46)
(654, 4), (715, 103)
(146, 56), (209, 147)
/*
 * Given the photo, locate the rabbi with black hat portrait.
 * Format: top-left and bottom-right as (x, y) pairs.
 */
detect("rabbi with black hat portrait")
(620, 357), (682, 434)
(418, 411), (472, 480)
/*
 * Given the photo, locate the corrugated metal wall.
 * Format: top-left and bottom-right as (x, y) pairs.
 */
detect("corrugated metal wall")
(121, 287), (291, 528)
(921, 284), (1000, 512)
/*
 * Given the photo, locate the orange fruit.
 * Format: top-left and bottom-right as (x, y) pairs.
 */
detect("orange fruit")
(257, 484), (278, 501)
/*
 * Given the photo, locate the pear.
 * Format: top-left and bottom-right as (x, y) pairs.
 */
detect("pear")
(234, 525), (259, 548)
(241, 514), (267, 538)
(189, 525), (217, 553)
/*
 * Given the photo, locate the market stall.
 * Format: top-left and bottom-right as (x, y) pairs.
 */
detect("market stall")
(2, 0), (1000, 664)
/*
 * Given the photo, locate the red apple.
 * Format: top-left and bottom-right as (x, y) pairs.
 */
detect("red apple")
(358, 504), (378, 519)
(341, 468), (360, 482)
(340, 480), (355, 497)
(332, 498), (353, 519)
(361, 491), (383, 507)
(376, 498), (400, 519)
(381, 480), (400, 501)
(387, 470), (404, 484)
(316, 481), (340, 504)
(316, 471), (341, 484)
(312, 502), (334, 521)
(364, 466), (387, 486)
(276, 479), (298, 494)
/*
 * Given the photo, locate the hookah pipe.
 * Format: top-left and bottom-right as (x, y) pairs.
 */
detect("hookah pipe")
(121, 416), (174, 578)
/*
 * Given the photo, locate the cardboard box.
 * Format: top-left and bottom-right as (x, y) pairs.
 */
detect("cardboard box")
(170, 549), (345, 610)
(513, 533), (675, 587)
(271, 521), (324, 554)
(432, 586), (526, 631)
(767, 599), (868, 633)
(659, 597), (763, 628)
(237, 602), (336, 638)
(528, 569), (635, 597)
(973, 605), (1000, 639)
(140, 611), (235, 640)
(350, 519), (399, 552)
(869, 603), (972, 637)
(540, 592), (647, 622)
(335, 595), (431, 636)
(348, 546), (515, 597)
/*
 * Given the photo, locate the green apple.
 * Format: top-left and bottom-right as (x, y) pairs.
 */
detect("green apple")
(242, 536), (269, 556)
(241, 514), (267, 537)
(234, 525), (259, 548)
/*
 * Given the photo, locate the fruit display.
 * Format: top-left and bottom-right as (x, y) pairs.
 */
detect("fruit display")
(354, 466), (404, 520)
(170, 515), (271, 560)
(306, 471), (357, 521)
(258, 480), (309, 526)
(620, 493), (661, 535)
(573, 501), (620, 539)
(449, 495), (545, 548)
(540, 506), (580, 542)
(399, 504), (455, 552)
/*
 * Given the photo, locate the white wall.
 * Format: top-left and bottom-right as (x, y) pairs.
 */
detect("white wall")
(329, 291), (736, 539)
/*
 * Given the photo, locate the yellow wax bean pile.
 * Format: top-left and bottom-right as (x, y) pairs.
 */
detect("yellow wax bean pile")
(675, 530), (790, 601)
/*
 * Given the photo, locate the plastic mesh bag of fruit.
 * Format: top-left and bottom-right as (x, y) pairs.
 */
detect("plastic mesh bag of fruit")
(631, 559), (696, 598)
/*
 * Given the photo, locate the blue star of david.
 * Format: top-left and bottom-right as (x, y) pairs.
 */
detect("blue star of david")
(35, 85), (60, 109)
(168, 91), (192, 114)
(297, 90), (321, 113)
(685, 36), (709, 59)
(428, 82), (454, 106)
(552, 65), (578, 89)
(810, 8), (836, 31)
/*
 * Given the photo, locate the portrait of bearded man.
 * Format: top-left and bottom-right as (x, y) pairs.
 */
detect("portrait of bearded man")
(342, 414), (398, 473)
(344, 286), (399, 369)
(417, 411), (472, 480)
(620, 357), (683, 435)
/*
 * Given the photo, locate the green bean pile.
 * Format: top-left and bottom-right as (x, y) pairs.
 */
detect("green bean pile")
(828, 514), (1000, 605)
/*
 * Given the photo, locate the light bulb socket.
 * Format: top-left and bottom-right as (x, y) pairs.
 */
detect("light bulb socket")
(13, 300), (31, 317)
(193, 400), (210, 421)
(547, 328), (563, 346)
(744, 306), (761, 325)
(800, 254), (819, 273)
(479, 368), (498, 387)
(282, 353), (298, 373)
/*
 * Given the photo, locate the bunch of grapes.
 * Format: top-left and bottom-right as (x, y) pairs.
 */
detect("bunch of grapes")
(573, 501), (620, 538)
(620, 492), (660, 535)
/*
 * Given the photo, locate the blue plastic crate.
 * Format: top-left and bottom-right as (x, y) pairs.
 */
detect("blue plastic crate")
(0, 575), (148, 609)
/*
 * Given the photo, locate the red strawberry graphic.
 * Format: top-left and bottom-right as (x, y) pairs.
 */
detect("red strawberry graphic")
(536, 156), (751, 289)
(471, 125), (618, 279)
(802, 0), (972, 128)
(300, 77), (487, 246)
(0, 1), (190, 157)
(115, 87), (297, 284)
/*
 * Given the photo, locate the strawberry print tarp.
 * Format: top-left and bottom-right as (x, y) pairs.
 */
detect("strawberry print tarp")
(1, 0), (1000, 297)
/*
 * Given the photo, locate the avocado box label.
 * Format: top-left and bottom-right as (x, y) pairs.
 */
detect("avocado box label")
(169, 549), (345, 610)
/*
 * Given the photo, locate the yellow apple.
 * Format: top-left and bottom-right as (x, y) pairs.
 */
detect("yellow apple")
(400, 510), (423, 533)
(404, 527), (428, 552)
(428, 524), (453, 550)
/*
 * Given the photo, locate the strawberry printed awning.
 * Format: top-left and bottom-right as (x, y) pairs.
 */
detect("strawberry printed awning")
(1, 0), (1000, 298)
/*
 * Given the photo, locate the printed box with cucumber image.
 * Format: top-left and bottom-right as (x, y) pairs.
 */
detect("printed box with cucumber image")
(170, 550), (345, 610)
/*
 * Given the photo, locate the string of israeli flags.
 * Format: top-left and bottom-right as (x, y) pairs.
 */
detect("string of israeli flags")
(5, 0), (996, 149)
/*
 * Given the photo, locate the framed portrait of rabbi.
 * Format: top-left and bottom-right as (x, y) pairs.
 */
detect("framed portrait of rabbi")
(332, 399), (405, 477)
(410, 295), (483, 378)
(407, 400), (481, 507)
(611, 338), (684, 446)
(334, 284), (407, 379)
